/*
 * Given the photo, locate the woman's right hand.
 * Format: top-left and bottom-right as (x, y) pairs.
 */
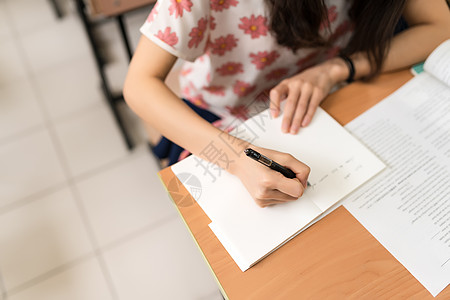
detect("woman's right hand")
(230, 145), (310, 208)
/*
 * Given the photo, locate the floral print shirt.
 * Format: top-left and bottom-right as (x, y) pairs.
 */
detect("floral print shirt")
(140, 0), (353, 129)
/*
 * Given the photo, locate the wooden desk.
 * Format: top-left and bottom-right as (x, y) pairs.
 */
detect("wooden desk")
(158, 69), (450, 299)
(88, 0), (156, 17)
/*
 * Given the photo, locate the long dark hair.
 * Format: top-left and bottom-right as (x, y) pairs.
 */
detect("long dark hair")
(265, 0), (407, 78)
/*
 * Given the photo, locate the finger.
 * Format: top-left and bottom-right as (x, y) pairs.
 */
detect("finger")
(269, 85), (287, 118)
(258, 165), (304, 198)
(281, 85), (301, 134)
(275, 154), (311, 189)
(256, 198), (290, 208)
(290, 83), (313, 134)
(257, 189), (299, 201)
(276, 176), (305, 198)
(301, 88), (323, 127)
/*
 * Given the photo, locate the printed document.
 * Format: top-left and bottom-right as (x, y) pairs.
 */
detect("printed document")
(344, 40), (450, 296)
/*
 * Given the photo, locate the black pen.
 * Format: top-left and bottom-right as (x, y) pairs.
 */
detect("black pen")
(244, 148), (296, 178)
(244, 148), (310, 187)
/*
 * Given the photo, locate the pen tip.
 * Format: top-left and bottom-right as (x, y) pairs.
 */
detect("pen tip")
(244, 148), (249, 155)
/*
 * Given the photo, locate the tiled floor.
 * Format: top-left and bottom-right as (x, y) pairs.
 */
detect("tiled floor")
(0, 0), (222, 299)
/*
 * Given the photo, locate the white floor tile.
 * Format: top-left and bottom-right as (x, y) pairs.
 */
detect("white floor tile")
(0, 39), (27, 85)
(103, 217), (219, 300)
(53, 103), (128, 177)
(0, 187), (93, 291)
(0, 78), (45, 141)
(19, 15), (90, 74)
(5, 0), (56, 36)
(35, 54), (104, 120)
(0, 129), (66, 208)
(0, 2), (13, 42)
(8, 258), (113, 300)
(76, 146), (176, 247)
(0, 273), (6, 300)
(0, 3), (225, 299)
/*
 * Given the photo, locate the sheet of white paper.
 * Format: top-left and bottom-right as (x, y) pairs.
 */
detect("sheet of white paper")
(424, 39), (450, 87)
(344, 73), (450, 297)
(171, 106), (385, 271)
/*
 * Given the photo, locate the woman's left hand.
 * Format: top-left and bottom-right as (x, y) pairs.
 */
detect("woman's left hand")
(269, 57), (348, 134)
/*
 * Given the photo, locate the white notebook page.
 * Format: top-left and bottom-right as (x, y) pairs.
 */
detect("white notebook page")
(172, 106), (385, 271)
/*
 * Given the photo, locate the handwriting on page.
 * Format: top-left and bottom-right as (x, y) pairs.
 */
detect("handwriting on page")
(309, 156), (363, 190)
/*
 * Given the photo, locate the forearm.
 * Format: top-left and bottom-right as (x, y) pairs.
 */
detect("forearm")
(351, 0), (450, 79)
(382, 24), (450, 72)
(350, 24), (450, 78)
(125, 37), (309, 205)
(123, 75), (246, 172)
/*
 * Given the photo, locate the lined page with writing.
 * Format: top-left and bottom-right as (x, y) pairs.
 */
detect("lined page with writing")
(171, 106), (385, 271)
(344, 72), (450, 297)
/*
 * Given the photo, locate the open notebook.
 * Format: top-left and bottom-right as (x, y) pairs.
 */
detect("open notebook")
(171, 102), (385, 271)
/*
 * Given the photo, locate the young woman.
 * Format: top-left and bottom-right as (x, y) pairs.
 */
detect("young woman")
(124, 0), (450, 207)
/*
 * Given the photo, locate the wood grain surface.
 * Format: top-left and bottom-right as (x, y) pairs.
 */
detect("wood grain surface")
(88, 0), (155, 17)
(159, 69), (450, 299)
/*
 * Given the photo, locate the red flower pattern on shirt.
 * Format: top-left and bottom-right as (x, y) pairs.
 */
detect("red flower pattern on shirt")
(233, 80), (256, 97)
(265, 68), (289, 81)
(210, 35), (238, 56)
(142, 0), (352, 129)
(168, 0), (193, 18)
(211, 0), (238, 12)
(328, 6), (338, 22)
(155, 27), (178, 47)
(250, 51), (279, 70)
(189, 94), (209, 109)
(188, 17), (208, 48)
(320, 5), (338, 31)
(180, 67), (193, 76)
(204, 85), (226, 96)
(326, 46), (340, 59)
(238, 15), (268, 39)
(212, 119), (225, 130)
(329, 20), (353, 43)
(210, 16), (217, 30)
(226, 104), (249, 120)
(182, 86), (191, 97)
(216, 62), (243, 76)
(146, 2), (159, 23)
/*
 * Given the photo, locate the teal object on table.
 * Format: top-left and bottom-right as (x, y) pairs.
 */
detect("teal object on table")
(411, 62), (425, 75)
